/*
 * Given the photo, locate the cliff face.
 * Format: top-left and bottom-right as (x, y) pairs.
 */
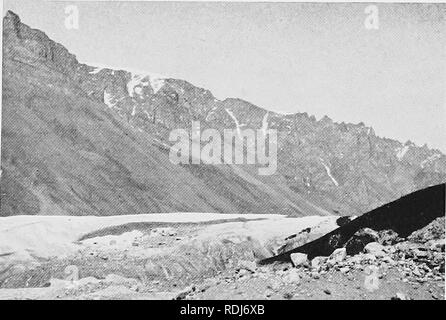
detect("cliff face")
(1, 11), (445, 217)
(3, 11), (79, 75)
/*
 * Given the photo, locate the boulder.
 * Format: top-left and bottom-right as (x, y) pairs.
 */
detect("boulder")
(364, 242), (386, 257)
(360, 253), (377, 262)
(377, 229), (401, 245)
(381, 256), (395, 264)
(284, 269), (301, 284)
(237, 260), (257, 273)
(408, 217), (445, 243)
(311, 256), (328, 269)
(347, 255), (363, 265)
(328, 248), (347, 265)
(428, 239), (445, 252)
(344, 228), (379, 255)
(290, 253), (309, 268)
(394, 241), (417, 253)
(336, 216), (354, 227)
(340, 267), (350, 273)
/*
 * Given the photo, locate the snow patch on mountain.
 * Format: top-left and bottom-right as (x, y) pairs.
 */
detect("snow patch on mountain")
(150, 77), (166, 94)
(126, 72), (167, 97)
(127, 74), (149, 97)
(225, 109), (242, 138)
(83, 62), (167, 96)
(127, 72), (166, 97)
(134, 87), (143, 96)
(319, 158), (339, 187)
(396, 145), (410, 161)
(89, 67), (103, 75)
(103, 91), (115, 108)
(261, 112), (269, 136)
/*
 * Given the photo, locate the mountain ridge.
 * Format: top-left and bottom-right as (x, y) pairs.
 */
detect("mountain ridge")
(3, 10), (443, 153)
(1, 11), (445, 217)
(76, 60), (441, 152)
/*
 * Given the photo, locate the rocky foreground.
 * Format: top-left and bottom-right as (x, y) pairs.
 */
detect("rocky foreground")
(187, 218), (445, 300)
(0, 213), (443, 300)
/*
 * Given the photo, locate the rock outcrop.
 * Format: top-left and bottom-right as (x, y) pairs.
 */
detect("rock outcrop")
(260, 183), (445, 263)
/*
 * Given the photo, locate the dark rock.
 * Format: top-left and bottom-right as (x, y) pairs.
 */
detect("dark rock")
(336, 216), (353, 227)
(344, 228), (379, 255)
(260, 184), (445, 263)
(408, 217), (445, 244)
(440, 262), (445, 273)
(283, 292), (294, 300)
(377, 229), (402, 245)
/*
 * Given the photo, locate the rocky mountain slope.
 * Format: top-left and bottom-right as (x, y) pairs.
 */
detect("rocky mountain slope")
(1, 11), (446, 217)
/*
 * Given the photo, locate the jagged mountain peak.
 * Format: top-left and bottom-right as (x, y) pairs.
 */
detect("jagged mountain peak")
(4, 10), (20, 23)
(3, 12), (79, 77)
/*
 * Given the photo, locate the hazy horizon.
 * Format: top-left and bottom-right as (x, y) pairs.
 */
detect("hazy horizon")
(3, 0), (445, 152)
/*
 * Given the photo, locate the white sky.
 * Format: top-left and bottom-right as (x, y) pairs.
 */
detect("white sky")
(3, 0), (446, 152)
